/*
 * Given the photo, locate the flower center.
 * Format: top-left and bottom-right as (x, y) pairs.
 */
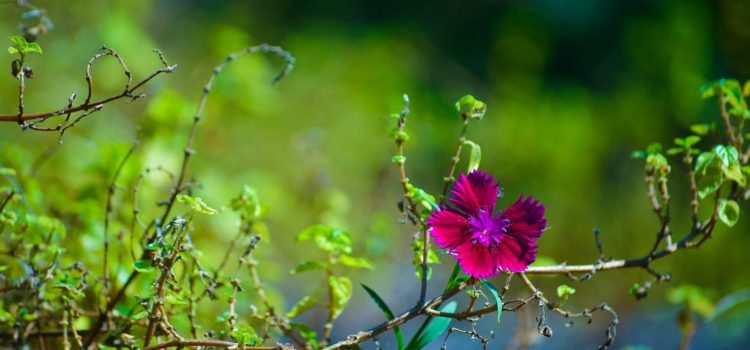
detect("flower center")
(468, 209), (509, 247)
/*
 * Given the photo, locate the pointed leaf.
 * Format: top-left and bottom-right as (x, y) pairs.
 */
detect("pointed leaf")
(329, 276), (352, 320)
(718, 199), (740, 227)
(405, 301), (457, 350)
(361, 284), (404, 350)
(290, 261), (327, 274)
(339, 255), (374, 269)
(481, 279), (503, 323)
(464, 140), (481, 172)
(286, 296), (317, 319)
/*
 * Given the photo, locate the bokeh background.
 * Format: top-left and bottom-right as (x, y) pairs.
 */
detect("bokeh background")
(1, 0), (750, 348)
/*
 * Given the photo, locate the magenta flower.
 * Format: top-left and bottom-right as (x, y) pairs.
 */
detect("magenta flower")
(427, 170), (547, 278)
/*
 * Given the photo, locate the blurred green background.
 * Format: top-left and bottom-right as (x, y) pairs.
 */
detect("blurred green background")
(1, 0), (750, 348)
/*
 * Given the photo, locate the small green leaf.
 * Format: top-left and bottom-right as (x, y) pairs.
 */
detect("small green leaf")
(361, 284), (404, 350)
(481, 280), (503, 323)
(290, 260), (327, 274)
(0, 168), (16, 176)
(7, 35), (42, 55)
(464, 140), (481, 172)
(666, 148), (683, 156)
(454, 95), (486, 119)
(339, 255), (374, 269)
(674, 136), (700, 148)
(718, 199), (740, 227)
(231, 324), (262, 346)
(329, 276), (353, 320)
(557, 284), (576, 305)
(690, 123), (715, 136)
(405, 301), (457, 350)
(391, 155), (406, 164)
(296, 225), (353, 255)
(132, 260), (155, 273)
(23, 42), (42, 54)
(405, 183), (438, 211)
(229, 185), (264, 220)
(177, 194), (217, 215)
(286, 296), (317, 319)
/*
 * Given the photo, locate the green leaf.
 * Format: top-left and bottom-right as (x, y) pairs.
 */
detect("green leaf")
(229, 185), (264, 220)
(329, 276), (352, 320)
(709, 289), (750, 321)
(454, 95), (486, 119)
(694, 145), (746, 198)
(7, 35), (42, 55)
(718, 199), (740, 227)
(361, 284), (404, 350)
(0, 168), (16, 176)
(405, 301), (457, 350)
(290, 260), (327, 274)
(231, 324), (262, 346)
(296, 224), (353, 255)
(464, 140), (481, 172)
(481, 280), (503, 323)
(286, 296), (317, 319)
(690, 123), (715, 136)
(9, 36), (26, 48)
(405, 183), (438, 211)
(23, 42), (42, 54)
(338, 255), (374, 269)
(177, 194), (218, 215)
(674, 136), (700, 148)
(132, 260), (155, 273)
(391, 155), (406, 164)
(557, 284), (576, 305)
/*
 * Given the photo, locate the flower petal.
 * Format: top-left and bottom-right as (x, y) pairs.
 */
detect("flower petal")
(496, 195), (547, 272)
(455, 242), (499, 278)
(428, 207), (469, 250)
(449, 170), (499, 214)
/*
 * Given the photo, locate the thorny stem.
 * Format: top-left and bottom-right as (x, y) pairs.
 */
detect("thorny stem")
(391, 96), (430, 306)
(143, 226), (187, 347)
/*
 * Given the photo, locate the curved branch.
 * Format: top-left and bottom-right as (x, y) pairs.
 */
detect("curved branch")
(0, 49), (176, 122)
